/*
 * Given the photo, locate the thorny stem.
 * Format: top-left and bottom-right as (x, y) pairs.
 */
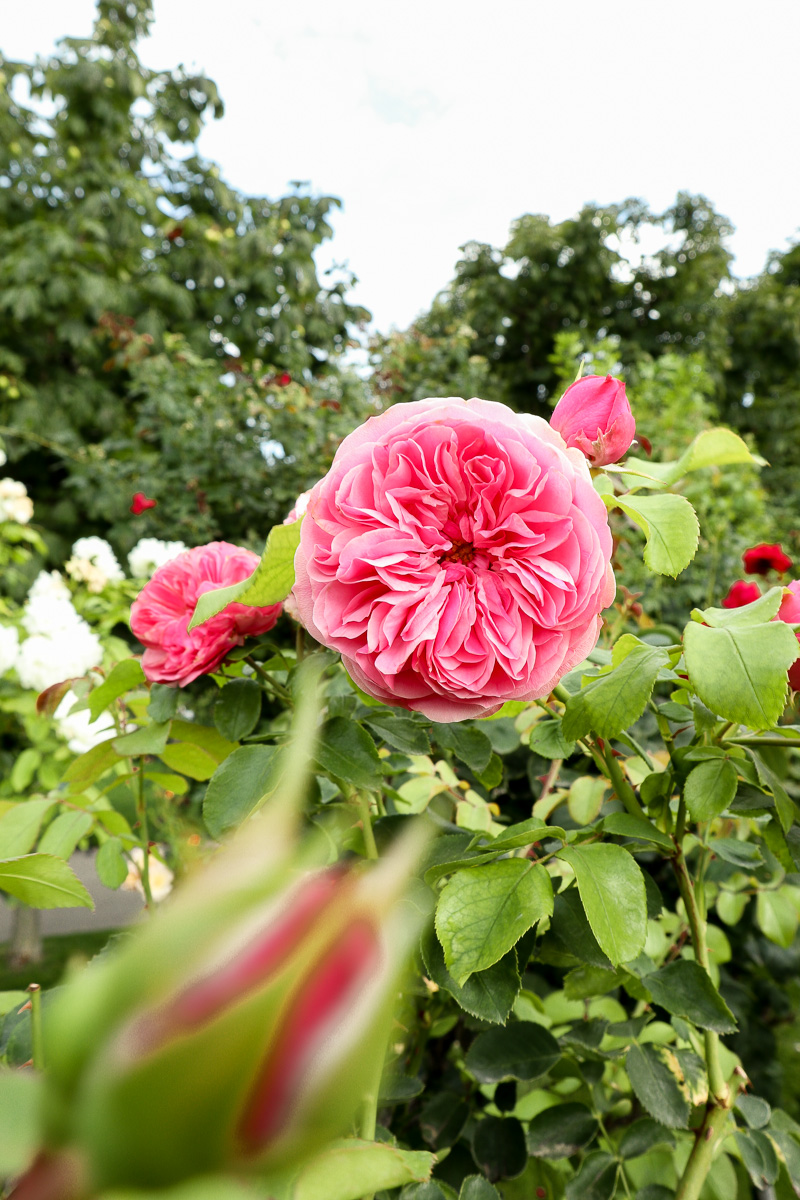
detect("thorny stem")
(601, 742), (645, 819)
(244, 656), (292, 703)
(136, 759), (154, 909)
(674, 1104), (732, 1200)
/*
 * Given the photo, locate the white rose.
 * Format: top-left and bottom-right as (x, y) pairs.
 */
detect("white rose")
(0, 478), (33, 525)
(54, 688), (115, 755)
(70, 537), (125, 585)
(0, 624), (19, 676)
(121, 846), (174, 903)
(16, 624), (103, 692)
(128, 537), (188, 578)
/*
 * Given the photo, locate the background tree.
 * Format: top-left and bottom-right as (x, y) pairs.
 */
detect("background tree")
(0, 0), (370, 555)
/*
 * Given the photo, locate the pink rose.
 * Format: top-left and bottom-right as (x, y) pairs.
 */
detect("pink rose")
(550, 374), (635, 467)
(778, 581), (800, 691)
(293, 397), (615, 720)
(130, 541), (282, 686)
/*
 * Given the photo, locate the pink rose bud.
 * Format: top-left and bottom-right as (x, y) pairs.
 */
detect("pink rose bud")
(778, 581), (800, 691)
(550, 374), (636, 467)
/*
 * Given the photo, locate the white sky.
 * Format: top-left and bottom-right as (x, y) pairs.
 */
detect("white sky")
(3, 0), (799, 334)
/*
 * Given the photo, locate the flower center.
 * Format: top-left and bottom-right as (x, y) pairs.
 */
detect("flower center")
(441, 538), (475, 565)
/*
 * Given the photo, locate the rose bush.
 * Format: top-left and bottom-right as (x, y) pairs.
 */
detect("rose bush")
(130, 542), (282, 686)
(293, 397), (615, 720)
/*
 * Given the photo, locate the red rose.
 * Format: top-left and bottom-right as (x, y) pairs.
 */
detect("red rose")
(743, 543), (792, 575)
(721, 581), (761, 609)
(277, 372), (292, 386)
(130, 492), (157, 515)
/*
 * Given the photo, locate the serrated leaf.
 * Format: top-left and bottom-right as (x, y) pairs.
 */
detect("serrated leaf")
(363, 712), (432, 756)
(602, 813), (673, 850)
(645, 960), (737, 1033)
(435, 859), (553, 985)
(203, 745), (285, 838)
(683, 759), (738, 822)
(735, 1128), (779, 1189)
(189, 520), (301, 630)
(564, 1151), (617, 1200)
(526, 1103), (598, 1157)
(0, 799), (57, 857)
(159, 742), (219, 781)
(527, 718), (576, 758)
(432, 723), (493, 774)
(62, 739), (118, 788)
(112, 721), (171, 757)
(562, 636), (670, 742)
(556, 845), (647, 965)
(617, 1117), (675, 1159)
(568, 777), (607, 825)
(314, 717), (382, 790)
(471, 1116), (527, 1183)
(420, 928), (519, 1024)
(0, 854), (94, 909)
(625, 1043), (690, 1128)
(683, 618), (799, 730)
(709, 837), (762, 867)
(291, 1138), (434, 1200)
(614, 493), (699, 576)
(213, 678), (262, 742)
(694, 586), (784, 629)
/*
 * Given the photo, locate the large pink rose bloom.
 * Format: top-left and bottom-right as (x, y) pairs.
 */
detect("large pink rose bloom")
(130, 542), (282, 686)
(293, 397), (615, 720)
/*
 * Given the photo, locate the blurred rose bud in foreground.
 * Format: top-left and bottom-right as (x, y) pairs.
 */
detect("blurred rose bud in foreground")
(550, 374), (636, 467)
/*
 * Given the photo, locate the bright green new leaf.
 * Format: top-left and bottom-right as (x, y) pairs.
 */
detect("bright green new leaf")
(613, 493), (699, 576)
(527, 718), (576, 759)
(0, 854), (94, 909)
(62, 739), (118, 789)
(0, 798), (57, 858)
(436, 859), (553, 985)
(291, 1138), (434, 1200)
(37, 810), (93, 859)
(88, 659), (145, 721)
(420, 928), (520, 1024)
(159, 743), (218, 781)
(683, 759), (738, 822)
(679, 427), (764, 476)
(556, 845), (647, 965)
(96, 837), (129, 889)
(562, 636), (670, 742)
(568, 776), (607, 825)
(756, 890), (799, 948)
(645, 960), (737, 1033)
(693, 586), (784, 629)
(683, 618), (798, 730)
(169, 720), (237, 763)
(189, 519), (302, 630)
(625, 1043), (690, 1129)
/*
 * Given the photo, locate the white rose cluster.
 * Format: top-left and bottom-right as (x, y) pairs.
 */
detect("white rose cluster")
(122, 846), (174, 902)
(128, 537), (187, 578)
(54, 688), (115, 754)
(0, 478), (34, 525)
(13, 570), (103, 692)
(66, 536), (125, 593)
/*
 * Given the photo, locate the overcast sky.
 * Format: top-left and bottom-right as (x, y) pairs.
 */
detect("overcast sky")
(4, 1), (799, 333)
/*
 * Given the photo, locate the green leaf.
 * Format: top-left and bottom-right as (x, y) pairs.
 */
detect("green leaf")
(159, 743), (219, 781)
(420, 928), (519, 1024)
(213, 678), (262, 742)
(0, 854), (94, 909)
(113, 721), (171, 757)
(709, 838), (763, 867)
(683, 618), (799, 731)
(694, 586), (784, 629)
(556, 845), (647, 965)
(0, 798), (57, 857)
(419, 1091), (470, 1151)
(62, 739), (118, 788)
(203, 745), (285, 838)
(617, 1118), (675, 1159)
(484, 818), (567, 853)
(148, 683), (179, 723)
(0, 1069), (43, 1176)
(291, 1138), (434, 1200)
(528, 718), (576, 759)
(471, 1117), (527, 1183)
(10, 748), (41, 792)
(526, 1103), (598, 1157)
(465, 1023), (560, 1083)
(645, 960), (737, 1033)
(189, 520), (302, 630)
(601, 813), (673, 850)
(363, 712), (432, 756)
(546, 887), (614, 968)
(749, 749), (797, 832)
(88, 659), (145, 721)
(735, 1094), (772, 1130)
(614, 493), (699, 576)
(568, 777), (607, 825)
(459, 1178), (500, 1200)
(435, 860), (553, 985)
(757, 889), (799, 948)
(683, 759), (738, 823)
(625, 1043), (690, 1129)
(169, 720), (237, 763)
(564, 1151), (617, 1200)
(562, 636), (670, 742)
(96, 837), (129, 889)
(314, 717), (382, 790)
(432, 723), (493, 774)
(735, 1128), (779, 1189)
(668, 427), (764, 481)
(37, 810), (93, 859)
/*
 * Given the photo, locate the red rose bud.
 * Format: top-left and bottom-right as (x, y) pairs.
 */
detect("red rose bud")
(550, 374), (636, 467)
(130, 492), (157, 515)
(743, 542), (792, 576)
(42, 824), (428, 1191)
(277, 372), (291, 386)
(721, 580), (762, 609)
